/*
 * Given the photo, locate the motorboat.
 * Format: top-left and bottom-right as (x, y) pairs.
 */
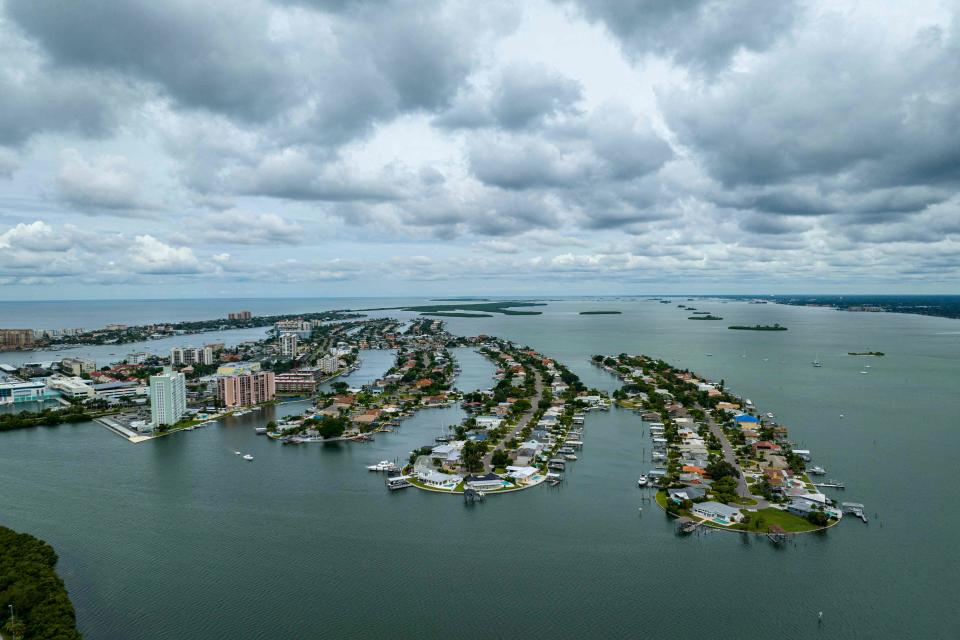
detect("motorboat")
(242, 454), (254, 461)
(637, 474), (648, 487)
(234, 451), (242, 455)
(809, 466), (827, 475)
(564, 454), (578, 461)
(367, 460), (398, 472)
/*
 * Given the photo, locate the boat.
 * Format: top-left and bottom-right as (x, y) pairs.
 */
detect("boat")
(242, 454), (254, 461)
(637, 474), (648, 487)
(254, 427), (267, 434)
(812, 357), (822, 367)
(367, 460), (398, 472)
(564, 454), (578, 461)
(234, 451), (241, 455)
(809, 466), (827, 475)
(766, 412), (775, 419)
(859, 370), (868, 374)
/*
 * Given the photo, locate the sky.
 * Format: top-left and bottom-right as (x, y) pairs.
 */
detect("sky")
(1, 0), (958, 300)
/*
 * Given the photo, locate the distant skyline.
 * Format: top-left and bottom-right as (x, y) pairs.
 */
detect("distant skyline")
(1, 0), (959, 299)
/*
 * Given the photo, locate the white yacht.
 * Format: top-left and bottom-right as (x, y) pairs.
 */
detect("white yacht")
(242, 454), (254, 461)
(637, 474), (648, 487)
(234, 451), (241, 455)
(809, 466), (827, 475)
(367, 460), (397, 472)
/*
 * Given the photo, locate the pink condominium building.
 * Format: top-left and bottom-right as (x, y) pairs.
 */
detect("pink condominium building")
(217, 371), (276, 408)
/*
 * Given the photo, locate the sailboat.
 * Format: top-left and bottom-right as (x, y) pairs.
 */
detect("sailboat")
(812, 354), (822, 367)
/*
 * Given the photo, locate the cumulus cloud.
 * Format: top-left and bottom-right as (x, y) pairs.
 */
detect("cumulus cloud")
(556, 0), (800, 73)
(0, 0), (958, 295)
(129, 235), (203, 274)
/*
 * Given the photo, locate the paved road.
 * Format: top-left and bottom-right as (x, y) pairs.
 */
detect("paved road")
(482, 369), (543, 470)
(703, 414), (770, 509)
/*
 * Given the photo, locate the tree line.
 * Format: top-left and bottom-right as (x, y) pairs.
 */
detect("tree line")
(0, 526), (81, 640)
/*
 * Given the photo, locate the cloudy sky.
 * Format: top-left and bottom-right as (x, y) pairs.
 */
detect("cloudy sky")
(1, 0), (958, 299)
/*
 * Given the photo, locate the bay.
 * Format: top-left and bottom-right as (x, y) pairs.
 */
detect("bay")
(1, 298), (958, 638)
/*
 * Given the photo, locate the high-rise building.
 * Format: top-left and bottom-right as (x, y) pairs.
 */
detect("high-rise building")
(0, 329), (35, 351)
(217, 371), (276, 408)
(228, 311), (252, 321)
(170, 346), (215, 367)
(126, 352), (150, 365)
(149, 367), (187, 428)
(280, 333), (298, 357)
(318, 353), (340, 374)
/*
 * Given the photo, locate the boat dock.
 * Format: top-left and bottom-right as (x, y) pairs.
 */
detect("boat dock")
(841, 502), (868, 522)
(814, 481), (846, 489)
(386, 476), (412, 491)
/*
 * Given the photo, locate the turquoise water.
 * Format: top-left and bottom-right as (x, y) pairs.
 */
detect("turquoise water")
(1, 298), (959, 638)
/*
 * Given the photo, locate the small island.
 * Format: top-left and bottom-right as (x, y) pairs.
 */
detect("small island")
(728, 324), (788, 331)
(579, 310), (622, 315)
(421, 312), (494, 318)
(688, 315), (723, 320)
(848, 351), (885, 356)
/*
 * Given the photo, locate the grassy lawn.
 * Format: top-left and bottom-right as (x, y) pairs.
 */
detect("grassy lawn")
(736, 507), (821, 533)
(655, 491), (669, 509)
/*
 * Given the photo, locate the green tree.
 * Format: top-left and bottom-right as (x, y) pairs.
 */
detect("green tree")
(491, 449), (510, 468)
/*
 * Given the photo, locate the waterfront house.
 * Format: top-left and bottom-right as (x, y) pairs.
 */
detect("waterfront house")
(465, 473), (504, 491)
(691, 501), (743, 525)
(418, 470), (462, 489)
(668, 486), (706, 503)
(735, 414), (760, 427)
(506, 466), (539, 484)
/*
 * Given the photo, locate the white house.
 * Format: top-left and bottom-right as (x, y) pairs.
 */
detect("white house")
(474, 415), (504, 430)
(417, 470), (462, 489)
(691, 501), (743, 525)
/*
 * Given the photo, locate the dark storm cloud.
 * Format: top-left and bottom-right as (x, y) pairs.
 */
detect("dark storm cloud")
(0, 59), (119, 146)
(557, 0), (799, 72)
(6, 0), (291, 121)
(663, 19), (960, 193)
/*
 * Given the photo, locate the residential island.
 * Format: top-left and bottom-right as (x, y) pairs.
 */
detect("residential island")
(594, 353), (858, 534)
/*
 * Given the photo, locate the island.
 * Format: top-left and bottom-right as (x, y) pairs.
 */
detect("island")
(0, 526), (82, 640)
(357, 301), (545, 316)
(688, 315), (723, 320)
(421, 312), (494, 318)
(728, 324), (787, 331)
(579, 311), (622, 315)
(593, 353), (852, 536)
(848, 351), (885, 356)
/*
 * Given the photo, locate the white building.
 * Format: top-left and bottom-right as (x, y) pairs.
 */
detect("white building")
(280, 333), (298, 358)
(126, 352), (149, 365)
(0, 373), (49, 405)
(170, 346), (214, 367)
(149, 367), (187, 428)
(46, 374), (95, 399)
(318, 353), (340, 374)
(691, 501), (743, 525)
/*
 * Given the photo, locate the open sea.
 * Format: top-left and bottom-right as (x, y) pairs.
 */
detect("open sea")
(1, 297), (959, 638)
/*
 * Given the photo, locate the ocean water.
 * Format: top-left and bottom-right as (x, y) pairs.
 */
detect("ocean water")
(1, 298), (959, 638)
